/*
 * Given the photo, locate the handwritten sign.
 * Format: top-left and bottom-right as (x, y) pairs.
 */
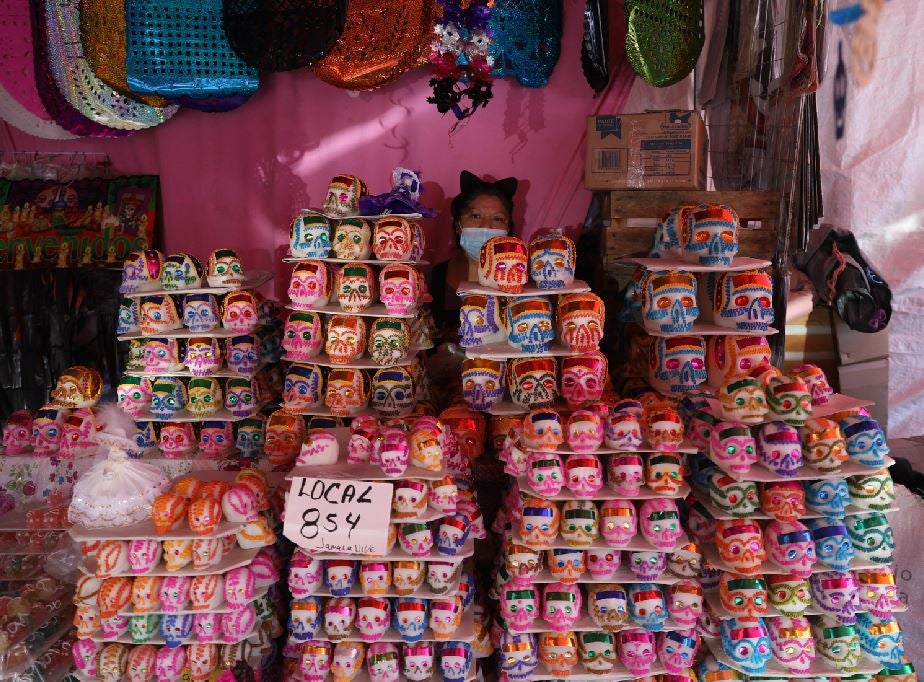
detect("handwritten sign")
(283, 477), (393, 555)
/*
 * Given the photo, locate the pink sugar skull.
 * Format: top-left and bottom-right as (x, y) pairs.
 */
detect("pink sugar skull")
(128, 539), (162, 575)
(561, 352), (608, 408)
(669, 580), (704, 627)
(428, 477), (459, 515)
(158, 421), (196, 457)
(629, 551), (668, 580)
(542, 581), (582, 631)
(857, 567), (901, 619)
(373, 217), (415, 261)
(297, 428), (340, 466)
(767, 616), (816, 673)
(607, 454), (644, 496)
(710, 421), (757, 474)
(289, 550), (323, 598)
(61, 409), (97, 458)
(282, 311), (324, 361)
(429, 599), (462, 639)
(155, 645), (187, 682)
(398, 522), (433, 557)
(356, 597), (391, 642)
(126, 644), (157, 682)
(2, 409), (34, 454)
(222, 484), (259, 522)
(289, 260), (332, 309)
(658, 629), (700, 674)
(192, 538), (223, 571)
(501, 582), (539, 632)
(194, 612), (222, 641)
(221, 291), (258, 333)
(183, 337), (223, 377)
(379, 264), (419, 315)
(142, 338), (184, 373)
(222, 603), (256, 642)
(558, 293), (605, 352)
(160, 575), (191, 612)
(375, 427), (410, 477)
(566, 410), (604, 453)
(300, 640), (333, 681)
(367, 642), (400, 682)
(224, 567), (255, 607)
(600, 499), (637, 547)
(617, 629), (656, 675)
(565, 453), (604, 497)
(72, 638), (101, 676)
(336, 264), (377, 313)
(639, 498), (682, 550)
(586, 549), (621, 579)
(31, 406), (66, 457)
(526, 451), (565, 496)
(766, 520), (816, 577)
(198, 421), (234, 458)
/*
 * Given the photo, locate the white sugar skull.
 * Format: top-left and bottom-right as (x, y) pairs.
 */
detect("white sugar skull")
(526, 451), (565, 496)
(379, 264), (420, 315)
(337, 264), (377, 313)
(579, 631), (618, 673)
(393, 561), (425, 596)
(118, 297), (140, 334)
(332, 217), (373, 259)
(607, 454), (644, 496)
(288, 550), (322, 598)
(640, 270), (699, 334)
(669, 580), (704, 627)
(401, 644), (434, 681)
(565, 453), (604, 497)
(324, 597), (356, 640)
(326, 314), (367, 364)
(331, 641), (365, 682)
(120, 250), (164, 294)
(162, 253), (203, 291)
(714, 269), (774, 333)
(142, 337), (184, 373)
(224, 378), (260, 418)
(710, 421), (758, 475)
(221, 291), (258, 333)
(291, 211), (332, 258)
(398, 522), (433, 557)
(226, 335), (260, 374)
(182, 293), (220, 332)
(324, 174), (367, 217)
(158, 421), (196, 456)
(541, 581), (581, 631)
(479, 236), (528, 294)
(139, 295), (182, 335)
(206, 249), (245, 288)
(289, 260), (333, 309)
(648, 335), (707, 396)
(368, 318), (411, 366)
(560, 499), (599, 547)
(371, 367), (415, 418)
(282, 311), (324, 362)
(529, 233), (575, 289)
(184, 337), (223, 377)
(630, 551), (668, 581)
(679, 203), (738, 266)
(367, 642), (400, 682)
(373, 217), (414, 261)
(458, 294), (505, 348)
(561, 352), (608, 408)
(658, 629), (700, 674)
(600, 499), (637, 547)
(719, 377), (768, 424)
(583, 548), (619, 579)
(429, 599), (462, 638)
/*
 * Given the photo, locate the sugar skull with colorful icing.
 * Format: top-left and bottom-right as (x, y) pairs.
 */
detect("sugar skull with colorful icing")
(719, 573), (768, 618)
(658, 629), (700, 674)
(139, 338), (181, 374)
(461, 358), (505, 412)
(289, 599), (323, 642)
(537, 581), (579, 631)
(156, 421), (195, 456)
(575, 631), (616, 674)
(289, 260), (333, 310)
(566, 411), (604, 453)
(206, 249), (244, 288)
(325, 312), (367, 363)
(812, 620), (862, 672)
(848, 512), (894, 564)
(667, 542), (702, 578)
(372, 217), (414, 261)
(757, 481), (805, 523)
(560, 352), (607, 408)
(560, 500), (599, 547)
(764, 375), (812, 425)
(282, 363), (324, 411)
(584, 548), (619, 579)
(709, 474), (759, 517)
(355, 597), (390, 643)
(715, 520), (767, 574)
(332, 217), (373, 259)
(526, 451), (565, 496)
(706, 335), (772, 388)
(668, 580), (704, 627)
(627, 583), (668, 630)
(645, 452), (684, 495)
(291, 211), (332, 258)
(806, 479), (852, 517)
(117, 296), (140, 334)
(138, 294), (182, 335)
(185, 378), (221, 418)
(519, 498), (560, 547)
(648, 335), (707, 396)
(368, 642), (401, 682)
(234, 416), (265, 458)
(180, 336), (222, 377)
(681, 204), (738, 266)
(478, 236), (528, 293)
(1, 410), (34, 454)
(538, 631), (578, 678)
(221, 290), (258, 333)
(615, 628), (654, 674)
(847, 469), (894, 512)
(150, 377), (187, 419)
(801, 418), (849, 472)
(378, 264), (419, 315)
(61, 409), (97, 458)
(856, 567), (901, 619)
(808, 517), (855, 571)
(225, 334), (259, 375)
(263, 410), (305, 468)
(841, 415), (890, 467)
(639, 498), (682, 550)
(600, 499), (637, 547)
(767, 574), (812, 616)
(645, 405), (685, 451)
(326, 368), (370, 416)
(458, 294), (505, 348)
(754, 421), (802, 477)
(500, 583), (539, 632)
(120, 250), (164, 294)
(437, 515), (471, 555)
(718, 377), (767, 424)
(720, 617), (772, 674)
(856, 612), (906, 667)
(498, 631), (538, 681)
(766, 616), (816, 674)
(398, 522), (433, 557)
(709, 421), (757, 475)
(335, 264), (376, 313)
(640, 270), (699, 334)
(543, 548), (583, 583)
(508, 358), (558, 409)
(714, 269), (774, 333)
(506, 297), (554, 353)
(606, 454), (644, 496)
(809, 570), (860, 624)
(629, 551), (667, 581)
(280, 311), (323, 362)
(224, 377), (259, 417)
(792, 363), (834, 405)
(366, 319), (410, 367)
(581, 583), (624, 630)
(565, 454), (604, 497)
(558, 292), (605, 352)
(331, 640), (366, 682)
(765, 520), (816, 576)
(521, 408), (563, 450)
(528, 233), (575, 289)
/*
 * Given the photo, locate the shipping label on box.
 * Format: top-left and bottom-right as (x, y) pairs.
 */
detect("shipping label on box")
(585, 111), (708, 191)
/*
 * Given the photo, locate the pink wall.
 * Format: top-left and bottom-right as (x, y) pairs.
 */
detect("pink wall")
(0, 6), (686, 299)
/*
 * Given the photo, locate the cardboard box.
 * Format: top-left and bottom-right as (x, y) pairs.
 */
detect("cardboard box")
(585, 111), (708, 191)
(837, 357), (889, 430)
(834, 315), (890, 364)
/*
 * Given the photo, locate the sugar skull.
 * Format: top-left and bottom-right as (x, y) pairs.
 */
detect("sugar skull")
(368, 319), (411, 367)
(508, 357), (558, 409)
(325, 314), (366, 364)
(461, 358), (506, 412)
(629, 551), (667, 580)
(680, 204), (738, 266)
(658, 629), (700, 674)
(300, 640), (332, 680)
(566, 411), (604, 454)
(807, 517), (855, 571)
(792, 363), (834, 405)
(125, 644), (157, 681)
(372, 216), (414, 261)
(161, 538), (192, 571)
(565, 454), (604, 497)
(181, 337), (222, 378)
(160, 253), (202, 291)
(715, 520), (766, 574)
(538, 582), (580, 631)
(500, 583), (539, 632)
(98, 642), (130, 680)
(558, 292), (604, 352)
(616, 629), (655, 674)
(767, 574), (812, 617)
(719, 573), (769, 618)
(806, 479), (852, 517)
(758, 481), (806, 523)
(718, 378), (767, 424)
(206, 249), (244, 288)
(2, 409), (35, 454)
(764, 520), (815, 578)
(139, 295), (182, 335)
(156, 421), (194, 457)
(668, 580), (704, 627)
(709, 421), (757, 475)
(297, 428), (339, 466)
(234, 416), (266, 457)
(281, 313), (323, 363)
(648, 335), (707, 396)
(763, 375), (813, 426)
(857, 567), (901, 619)
(402, 643), (434, 682)
(378, 264), (419, 315)
(856, 612), (906, 667)
(538, 631), (578, 678)
(72, 637), (101, 676)
(841, 415), (890, 467)
(506, 297), (554, 353)
(367, 642), (401, 682)
(848, 469), (895, 511)
(498, 631), (538, 681)
(185, 378), (222, 418)
(371, 367), (415, 417)
(504, 544), (543, 581)
(627, 583), (668, 630)
(714, 270), (773, 332)
(519, 409), (562, 452)
(560, 352), (607, 409)
(150, 377), (187, 419)
(354, 597), (390, 642)
(429, 599), (462, 639)
(458, 294), (505, 348)
(117, 297), (140, 334)
(639, 498), (682, 550)
(289, 260), (333, 310)
(326, 368), (370, 416)
(720, 618), (772, 674)
(193, 421), (230, 458)
(709, 474), (759, 517)
(187, 642), (217, 681)
(478, 236), (528, 293)
(640, 270), (699, 334)
(766, 616), (816, 673)
(224, 377), (260, 417)
(667, 542), (702, 578)
(644, 405), (685, 451)
(812, 621), (862, 672)
(193, 612), (222, 642)
(645, 452), (684, 495)
(155, 645), (187, 681)
(120, 250), (164, 294)
(847, 512), (894, 564)
(528, 233), (575, 289)
(606, 454), (643, 497)
(263, 410), (305, 468)
(585, 548), (620, 579)
(559, 499), (598, 547)
(755, 421), (803, 477)
(291, 211), (332, 258)
(61, 409), (97, 458)
(801, 418), (848, 472)
(541, 548), (581, 583)
(159, 612), (194, 647)
(810, 571), (861, 624)
(143, 338), (185, 373)
(436, 514), (471, 556)
(336, 264), (377, 313)
(221, 291), (258, 333)
(600, 499), (637, 547)
(519, 498), (560, 547)
(426, 561), (458, 594)
(370, 426), (407, 477)
(223, 335), (259, 375)
(289, 599), (323, 641)
(330, 218), (372, 261)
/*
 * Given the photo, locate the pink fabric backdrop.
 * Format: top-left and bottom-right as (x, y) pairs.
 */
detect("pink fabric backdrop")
(0, 6), (687, 300)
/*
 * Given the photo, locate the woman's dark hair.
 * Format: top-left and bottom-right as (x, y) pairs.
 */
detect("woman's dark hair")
(450, 170), (518, 232)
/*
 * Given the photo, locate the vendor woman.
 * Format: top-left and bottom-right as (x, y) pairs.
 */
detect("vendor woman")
(430, 170), (519, 336)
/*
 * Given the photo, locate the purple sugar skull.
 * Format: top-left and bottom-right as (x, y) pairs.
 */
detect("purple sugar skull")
(756, 421), (803, 476)
(639, 498), (682, 550)
(629, 551), (667, 580)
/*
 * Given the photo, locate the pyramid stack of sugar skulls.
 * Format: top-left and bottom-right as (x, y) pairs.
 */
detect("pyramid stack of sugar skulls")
(620, 203), (909, 680)
(115, 248), (283, 470)
(466, 230), (703, 680)
(277, 171), (479, 681)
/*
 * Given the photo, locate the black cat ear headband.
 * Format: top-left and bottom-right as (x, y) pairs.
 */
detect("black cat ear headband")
(459, 170), (518, 199)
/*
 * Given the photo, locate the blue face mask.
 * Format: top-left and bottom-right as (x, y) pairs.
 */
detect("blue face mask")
(459, 227), (508, 262)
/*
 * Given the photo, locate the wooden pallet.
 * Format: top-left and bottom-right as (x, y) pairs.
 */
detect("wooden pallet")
(601, 190), (783, 270)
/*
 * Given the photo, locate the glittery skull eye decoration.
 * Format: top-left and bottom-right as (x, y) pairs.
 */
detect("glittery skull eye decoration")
(645, 452), (684, 495)
(326, 315), (367, 365)
(206, 249), (245, 288)
(811, 620), (862, 672)
(560, 352), (608, 409)
(680, 204), (739, 267)
(370, 367), (416, 418)
(323, 174), (367, 217)
(560, 500), (599, 547)
(767, 574), (813, 617)
(224, 378), (260, 418)
(627, 583), (668, 631)
(529, 234), (575, 290)
(805, 479), (852, 517)
(332, 217), (373, 260)
(150, 378), (188, 419)
(221, 290), (259, 333)
(705, 334), (772, 389)
(713, 269), (774, 333)
(719, 617), (772, 674)
(640, 270), (699, 334)
(807, 517), (855, 571)
(506, 297), (555, 353)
